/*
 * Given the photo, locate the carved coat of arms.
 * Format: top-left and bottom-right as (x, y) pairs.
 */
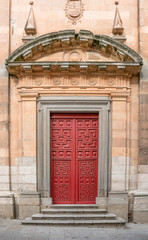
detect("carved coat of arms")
(65, 0), (84, 24)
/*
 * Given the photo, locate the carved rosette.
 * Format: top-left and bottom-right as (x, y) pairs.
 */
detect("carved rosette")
(71, 79), (79, 85)
(65, 0), (84, 25)
(88, 78), (97, 86)
(107, 78), (116, 86)
(53, 78), (61, 85)
(35, 78), (43, 86)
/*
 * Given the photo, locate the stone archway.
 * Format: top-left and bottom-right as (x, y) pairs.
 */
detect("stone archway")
(6, 30), (142, 219)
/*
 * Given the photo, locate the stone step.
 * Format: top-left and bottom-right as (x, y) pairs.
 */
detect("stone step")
(41, 208), (107, 215)
(32, 213), (116, 221)
(22, 217), (126, 227)
(50, 204), (99, 209)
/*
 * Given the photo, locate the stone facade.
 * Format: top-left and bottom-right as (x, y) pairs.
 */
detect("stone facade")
(0, 0), (148, 223)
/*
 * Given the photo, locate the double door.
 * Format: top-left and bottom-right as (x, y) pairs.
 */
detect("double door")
(50, 113), (98, 204)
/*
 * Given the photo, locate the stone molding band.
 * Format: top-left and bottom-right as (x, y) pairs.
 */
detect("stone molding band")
(37, 96), (110, 198)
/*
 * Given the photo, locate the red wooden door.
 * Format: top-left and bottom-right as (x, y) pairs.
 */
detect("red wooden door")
(50, 113), (98, 204)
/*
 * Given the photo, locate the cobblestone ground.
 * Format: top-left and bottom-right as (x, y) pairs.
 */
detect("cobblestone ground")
(0, 219), (148, 240)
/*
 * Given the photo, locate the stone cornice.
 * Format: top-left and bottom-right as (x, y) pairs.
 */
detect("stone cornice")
(6, 30), (143, 77)
(6, 30), (142, 64)
(6, 61), (141, 77)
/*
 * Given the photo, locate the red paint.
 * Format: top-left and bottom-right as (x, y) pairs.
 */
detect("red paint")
(50, 113), (98, 204)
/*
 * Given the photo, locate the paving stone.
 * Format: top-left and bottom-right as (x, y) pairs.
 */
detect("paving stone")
(0, 220), (145, 240)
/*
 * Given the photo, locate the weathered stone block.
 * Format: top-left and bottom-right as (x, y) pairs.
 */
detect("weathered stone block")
(96, 197), (107, 210)
(40, 197), (52, 210)
(133, 192), (148, 223)
(19, 197), (40, 206)
(19, 206), (40, 220)
(108, 192), (128, 222)
(18, 191), (41, 219)
(133, 211), (148, 223)
(19, 166), (36, 175)
(0, 196), (14, 219)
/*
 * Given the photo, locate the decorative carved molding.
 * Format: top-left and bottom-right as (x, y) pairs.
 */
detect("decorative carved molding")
(17, 75), (130, 92)
(65, 0), (84, 25)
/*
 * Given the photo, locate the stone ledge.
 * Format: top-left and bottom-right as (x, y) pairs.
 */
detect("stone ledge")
(6, 61), (141, 78)
(20, 191), (40, 196)
(134, 191), (148, 197)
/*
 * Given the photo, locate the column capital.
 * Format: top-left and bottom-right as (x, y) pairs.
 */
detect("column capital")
(19, 92), (39, 101)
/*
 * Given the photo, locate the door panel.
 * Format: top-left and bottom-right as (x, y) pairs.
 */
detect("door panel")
(50, 117), (75, 204)
(50, 114), (98, 204)
(76, 118), (98, 203)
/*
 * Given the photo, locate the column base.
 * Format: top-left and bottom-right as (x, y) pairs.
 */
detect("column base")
(19, 191), (41, 220)
(0, 192), (14, 219)
(41, 197), (52, 210)
(133, 191), (148, 223)
(108, 191), (128, 222)
(96, 197), (108, 210)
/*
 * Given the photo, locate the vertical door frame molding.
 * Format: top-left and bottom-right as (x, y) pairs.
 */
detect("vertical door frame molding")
(37, 96), (111, 201)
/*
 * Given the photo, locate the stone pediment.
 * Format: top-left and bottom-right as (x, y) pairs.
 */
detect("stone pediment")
(6, 30), (143, 77)
(36, 49), (116, 62)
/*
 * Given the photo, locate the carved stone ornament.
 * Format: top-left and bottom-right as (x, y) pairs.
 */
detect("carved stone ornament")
(53, 78), (61, 85)
(24, 2), (36, 35)
(112, 2), (126, 43)
(71, 79), (79, 85)
(65, 0), (84, 25)
(107, 78), (116, 86)
(35, 78), (43, 86)
(113, 8), (123, 35)
(69, 51), (81, 61)
(88, 78), (97, 86)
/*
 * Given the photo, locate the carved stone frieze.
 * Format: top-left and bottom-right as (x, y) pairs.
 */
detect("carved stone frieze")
(16, 75), (130, 92)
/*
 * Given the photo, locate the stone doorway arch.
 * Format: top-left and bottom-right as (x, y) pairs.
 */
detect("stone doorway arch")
(6, 30), (142, 220)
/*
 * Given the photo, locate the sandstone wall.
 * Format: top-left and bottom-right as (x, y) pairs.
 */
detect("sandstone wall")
(0, 0), (148, 221)
(0, 0), (10, 192)
(10, 0), (138, 51)
(138, 0), (148, 191)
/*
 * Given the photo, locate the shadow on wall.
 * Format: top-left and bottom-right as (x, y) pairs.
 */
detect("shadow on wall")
(140, 59), (148, 81)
